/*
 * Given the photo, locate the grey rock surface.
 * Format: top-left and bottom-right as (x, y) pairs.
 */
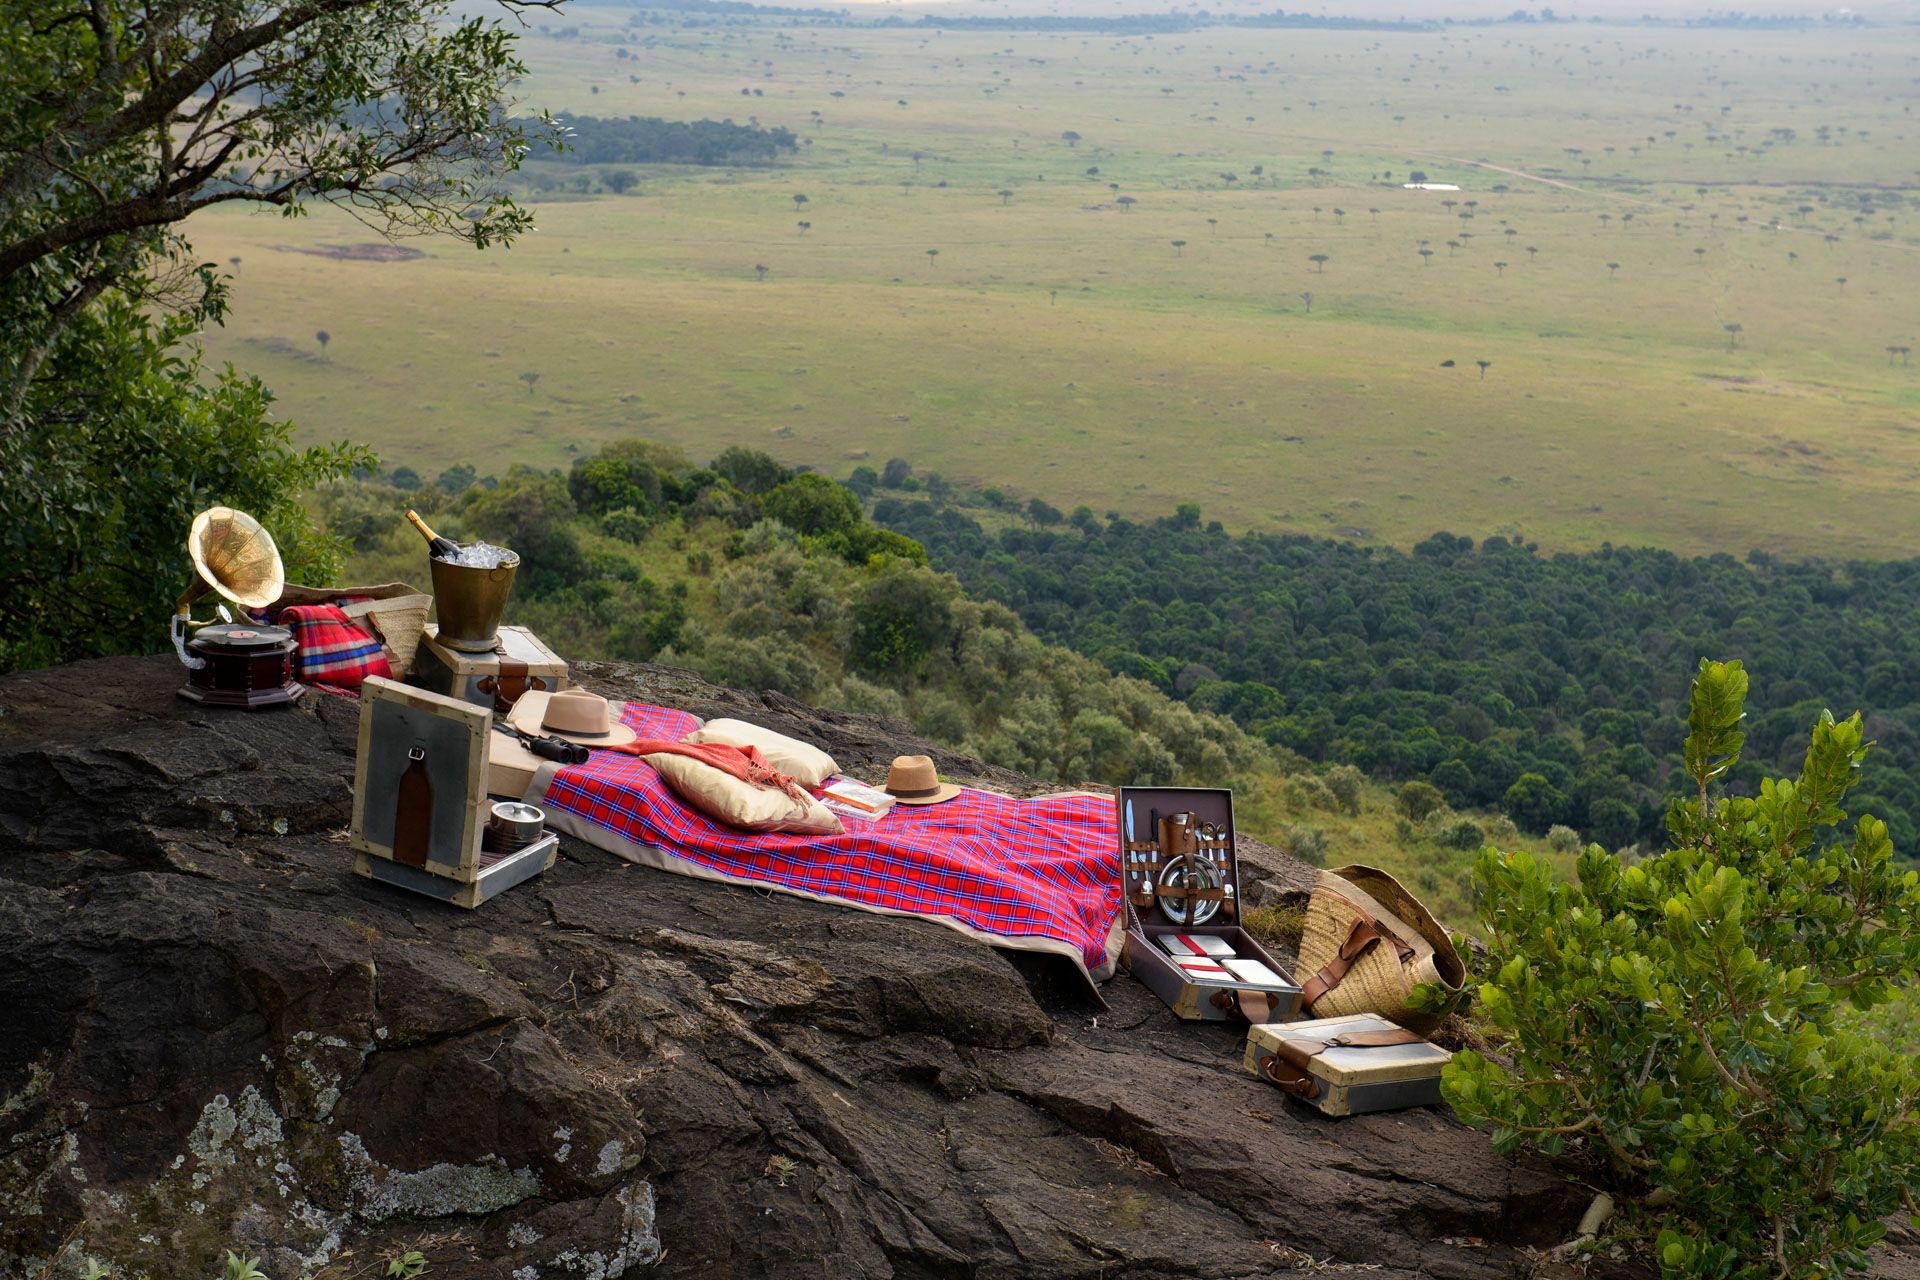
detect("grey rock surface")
(0, 654), (1837, 1278)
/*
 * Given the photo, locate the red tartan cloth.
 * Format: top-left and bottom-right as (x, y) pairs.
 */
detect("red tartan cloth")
(277, 604), (390, 688)
(542, 702), (1123, 968)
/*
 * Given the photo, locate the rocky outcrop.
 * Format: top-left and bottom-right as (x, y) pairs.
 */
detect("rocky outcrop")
(0, 654), (1778, 1278)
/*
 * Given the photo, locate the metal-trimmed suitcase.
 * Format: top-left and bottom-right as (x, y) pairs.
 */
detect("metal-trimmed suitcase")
(412, 623), (567, 712)
(1244, 1013), (1451, 1116)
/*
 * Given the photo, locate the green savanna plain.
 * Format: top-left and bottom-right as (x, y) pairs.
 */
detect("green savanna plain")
(185, 11), (1920, 558)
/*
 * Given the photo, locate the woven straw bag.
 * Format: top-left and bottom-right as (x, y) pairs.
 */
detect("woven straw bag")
(273, 582), (432, 677)
(1295, 864), (1465, 1035)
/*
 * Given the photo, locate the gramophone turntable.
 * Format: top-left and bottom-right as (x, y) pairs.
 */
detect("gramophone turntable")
(172, 507), (303, 708)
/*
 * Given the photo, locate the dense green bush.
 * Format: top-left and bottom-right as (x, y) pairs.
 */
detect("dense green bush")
(1440, 660), (1920, 1277)
(1397, 780), (1447, 822)
(0, 294), (368, 668)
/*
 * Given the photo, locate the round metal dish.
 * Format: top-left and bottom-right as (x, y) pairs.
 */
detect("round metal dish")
(1158, 854), (1222, 927)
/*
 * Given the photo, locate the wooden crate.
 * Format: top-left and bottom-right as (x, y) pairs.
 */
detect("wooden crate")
(411, 624), (567, 711)
(1244, 1013), (1450, 1117)
(1117, 785), (1303, 1024)
(351, 676), (556, 908)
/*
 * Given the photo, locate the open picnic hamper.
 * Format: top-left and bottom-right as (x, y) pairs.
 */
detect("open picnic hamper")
(1116, 785), (1303, 1023)
(350, 677), (559, 908)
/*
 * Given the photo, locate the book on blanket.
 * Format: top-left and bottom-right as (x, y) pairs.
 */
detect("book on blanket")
(820, 775), (896, 820)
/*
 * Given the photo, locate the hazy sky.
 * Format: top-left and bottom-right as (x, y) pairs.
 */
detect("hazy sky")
(824, 0), (1904, 20)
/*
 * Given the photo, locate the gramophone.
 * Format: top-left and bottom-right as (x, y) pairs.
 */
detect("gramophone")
(171, 507), (303, 708)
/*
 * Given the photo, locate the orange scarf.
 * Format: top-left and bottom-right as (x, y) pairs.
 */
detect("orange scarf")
(615, 737), (810, 803)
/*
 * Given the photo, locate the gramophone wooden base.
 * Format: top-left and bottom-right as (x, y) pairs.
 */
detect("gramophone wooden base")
(177, 637), (303, 709)
(178, 680), (304, 709)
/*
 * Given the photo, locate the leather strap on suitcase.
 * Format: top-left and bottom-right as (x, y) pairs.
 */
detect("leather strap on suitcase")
(1209, 987), (1278, 1024)
(1254, 1028), (1426, 1100)
(476, 654), (547, 713)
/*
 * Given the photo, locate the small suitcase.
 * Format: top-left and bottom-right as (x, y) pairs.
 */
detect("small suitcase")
(412, 624), (567, 712)
(1244, 1013), (1451, 1116)
(1117, 786), (1304, 1023)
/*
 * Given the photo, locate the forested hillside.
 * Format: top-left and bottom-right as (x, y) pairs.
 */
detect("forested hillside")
(873, 498), (1920, 861)
(327, 442), (1593, 926)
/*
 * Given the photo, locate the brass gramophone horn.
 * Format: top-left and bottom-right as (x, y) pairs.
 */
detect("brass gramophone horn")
(178, 507), (286, 616)
(172, 508), (286, 667)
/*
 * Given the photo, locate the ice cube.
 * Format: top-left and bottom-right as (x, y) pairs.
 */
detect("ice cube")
(440, 540), (514, 568)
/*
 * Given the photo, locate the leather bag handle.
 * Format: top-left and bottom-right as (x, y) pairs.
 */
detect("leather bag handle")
(1300, 915), (1418, 1012)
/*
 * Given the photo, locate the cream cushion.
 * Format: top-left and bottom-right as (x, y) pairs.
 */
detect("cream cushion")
(644, 752), (843, 836)
(683, 718), (838, 789)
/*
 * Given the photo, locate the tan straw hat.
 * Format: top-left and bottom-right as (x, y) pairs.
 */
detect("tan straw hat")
(884, 755), (961, 806)
(507, 688), (638, 748)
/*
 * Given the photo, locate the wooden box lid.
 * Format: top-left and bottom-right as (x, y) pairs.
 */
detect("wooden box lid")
(351, 676), (489, 882)
(1115, 786), (1242, 930)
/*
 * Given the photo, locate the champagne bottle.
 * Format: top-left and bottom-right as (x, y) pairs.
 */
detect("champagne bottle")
(405, 510), (462, 561)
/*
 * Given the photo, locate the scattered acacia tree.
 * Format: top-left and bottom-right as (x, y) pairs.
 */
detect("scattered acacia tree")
(1300, 291), (1313, 313)
(1309, 253), (1328, 273)
(1477, 359), (1491, 379)
(315, 330), (331, 359)
(1725, 322), (1743, 349)
(1171, 240), (1186, 257)
(1, 0), (548, 665)
(754, 264), (768, 281)
(1494, 261), (1508, 276)
(520, 371), (541, 395)
(1436, 660), (1920, 1279)
(997, 189), (1013, 205)
(792, 192), (809, 211)
(603, 168), (638, 194)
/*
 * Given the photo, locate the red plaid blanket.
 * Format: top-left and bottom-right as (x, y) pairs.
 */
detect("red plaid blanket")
(542, 702), (1122, 969)
(277, 604), (390, 688)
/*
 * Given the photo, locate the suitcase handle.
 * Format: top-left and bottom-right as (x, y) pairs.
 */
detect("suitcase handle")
(1256, 1029), (1428, 1102)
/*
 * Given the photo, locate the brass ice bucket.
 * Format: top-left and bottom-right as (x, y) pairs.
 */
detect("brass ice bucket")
(428, 546), (519, 652)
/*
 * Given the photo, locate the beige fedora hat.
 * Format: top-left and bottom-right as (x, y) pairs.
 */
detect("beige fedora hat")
(884, 755), (961, 806)
(507, 687), (638, 748)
